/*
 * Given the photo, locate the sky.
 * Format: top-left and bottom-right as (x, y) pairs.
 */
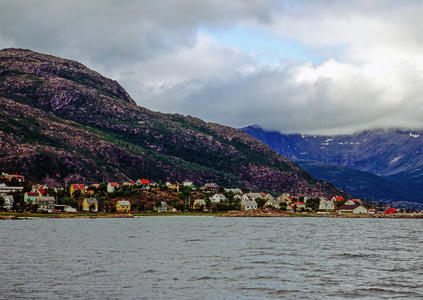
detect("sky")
(0, 0), (422, 134)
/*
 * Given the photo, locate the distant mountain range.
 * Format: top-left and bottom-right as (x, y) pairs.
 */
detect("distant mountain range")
(241, 125), (423, 205)
(0, 48), (346, 198)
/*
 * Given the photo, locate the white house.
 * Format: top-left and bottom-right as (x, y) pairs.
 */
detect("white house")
(319, 198), (335, 210)
(107, 182), (119, 193)
(1, 195), (14, 211)
(264, 197), (279, 208)
(225, 188), (243, 195)
(210, 193), (226, 203)
(240, 195), (258, 211)
(158, 201), (168, 212)
(338, 205), (368, 214)
(35, 196), (56, 212)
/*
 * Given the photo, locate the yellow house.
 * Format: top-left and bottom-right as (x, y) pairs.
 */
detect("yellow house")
(116, 200), (131, 212)
(82, 198), (98, 212)
(70, 184), (85, 196)
(165, 181), (179, 192)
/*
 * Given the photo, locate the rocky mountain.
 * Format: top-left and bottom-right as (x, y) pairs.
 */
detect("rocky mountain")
(0, 48), (346, 198)
(241, 125), (423, 204)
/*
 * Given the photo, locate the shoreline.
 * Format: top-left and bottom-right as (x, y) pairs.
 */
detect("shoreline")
(2, 209), (423, 219)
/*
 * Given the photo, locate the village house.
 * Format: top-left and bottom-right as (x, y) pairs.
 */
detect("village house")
(107, 182), (119, 193)
(344, 199), (357, 205)
(294, 200), (306, 210)
(319, 198), (335, 210)
(116, 200), (131, 212)
(1, 195), (14, 211)
(244, 192), (263, 201)
(338, 204), (368, 214)
(264, 197), (282, 209)
(277, 194), (291, 204)
(165, 182), (179, 192)
(181, 181), (195, 189)
(157, 201), (168, 212)
(70, 184), (85, 196)
(240, 196), (258, 211)
(210, 193), (226, 203)
(351, 199), (363, 205)
(202, 183), (219, 193)
(122, 182), (136, 186)
(225, 188), (243, 195)
(233, 194), (243, 202)
(0, 184), (24, 194)
(193, 199), (207, 210)
(35, 196), (56, 212)
(264, 197), (279, 208)
(332, 195), (345, 203)
(82, 198), (98, 212)
(136, 179), (150, 189)
(24, 192), (39, 203)
(2, 173), (25, 182)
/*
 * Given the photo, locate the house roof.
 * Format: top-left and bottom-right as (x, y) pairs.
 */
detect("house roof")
(36, 196), (55, 201)
(137, 179), (150, 184)
(71, 184), (85, 189)
(213, 193), (226, 199)
(204, 183), (218, 188)
(109, 182), (119, 187)
(194, 199), (206, 205)
(84, 198), (98, 204)
(26, 192), (38, 197)
(333, 196), (345, 201)
(338, 204), (360, 210)
(385, 208), (397, 214)
(117, 200), (131, 206)
(242, 199), (258, 206)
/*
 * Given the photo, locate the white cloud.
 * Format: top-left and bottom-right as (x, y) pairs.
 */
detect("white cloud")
(1, 0), (422, 134)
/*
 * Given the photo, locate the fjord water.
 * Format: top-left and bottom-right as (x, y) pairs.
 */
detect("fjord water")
(1, 217), (423, 299)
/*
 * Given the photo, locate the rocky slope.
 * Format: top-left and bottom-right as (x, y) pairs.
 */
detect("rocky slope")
(0, 48), (346, 198)
(241, 125), (423, 204)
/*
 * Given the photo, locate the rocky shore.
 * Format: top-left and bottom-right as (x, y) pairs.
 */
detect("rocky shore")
(0, 213), (134, 219)
(221, 208), (289, 217)
(220, 208), (423, 218)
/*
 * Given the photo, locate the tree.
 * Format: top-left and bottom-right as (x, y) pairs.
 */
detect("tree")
(306, 198), (320, 211)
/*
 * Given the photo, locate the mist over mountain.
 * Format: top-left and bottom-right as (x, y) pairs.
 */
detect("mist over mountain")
(241, 125), (423, 205)
(0, 48), (347, 198)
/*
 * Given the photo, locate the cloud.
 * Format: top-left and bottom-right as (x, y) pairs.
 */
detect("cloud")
(1, 0), (422, 134)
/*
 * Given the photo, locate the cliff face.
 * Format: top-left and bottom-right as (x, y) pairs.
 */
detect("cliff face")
(0, 48), (346, 198)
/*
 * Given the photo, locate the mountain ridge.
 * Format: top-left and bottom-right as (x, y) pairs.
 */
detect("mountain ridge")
(241, 125), (423, 204)
(0, 48), (346, 198)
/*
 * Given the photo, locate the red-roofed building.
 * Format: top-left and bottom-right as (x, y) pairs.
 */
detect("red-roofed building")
(295, 201), (306, 209)
(70, 184), (85, 196)
(4, 174), (25, 182)
(332, 196), (345, 202)
(24, 192), (38, 203)
(384, 208), (397, 215)
(107, 182), (120, 193)
(136, 179), (151, 188)
(37, 189), (47, 196)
